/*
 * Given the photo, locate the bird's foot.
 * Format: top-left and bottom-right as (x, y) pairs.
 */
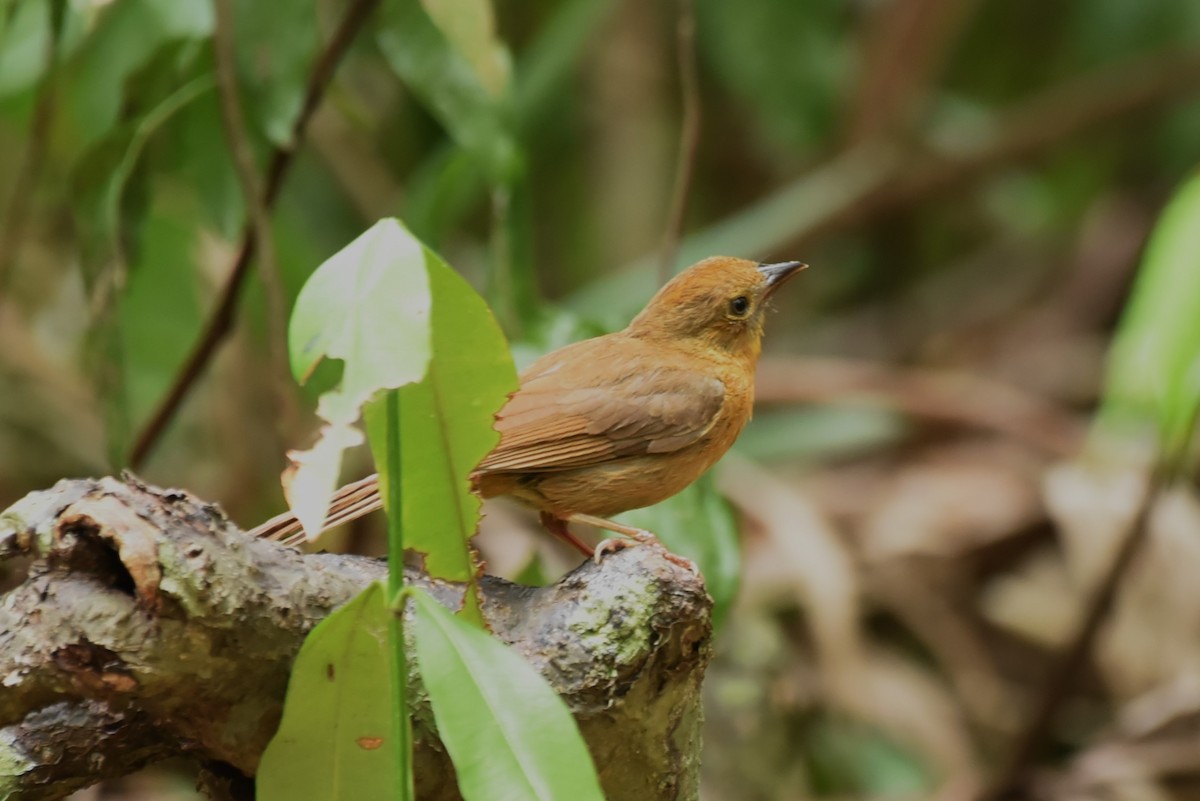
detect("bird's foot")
(593, 530), (698, 575)
(539, 511), (596, 558)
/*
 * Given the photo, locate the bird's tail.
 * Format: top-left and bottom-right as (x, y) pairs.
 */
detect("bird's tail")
(248, 474), (383, 546)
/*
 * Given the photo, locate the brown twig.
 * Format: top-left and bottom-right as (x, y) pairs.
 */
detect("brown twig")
(980, 465), (1166, 800)
(0, 1), (63, 306)
(129, 0), (382, 469)
(755, 356), (1086, 457)
(211, 0), (296, 438)
(658, 0), (701, 285)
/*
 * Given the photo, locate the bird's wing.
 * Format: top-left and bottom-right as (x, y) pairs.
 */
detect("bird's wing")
(477, 339), (727, 474)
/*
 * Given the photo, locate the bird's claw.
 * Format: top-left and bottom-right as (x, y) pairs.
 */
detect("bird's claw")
(593, 531), (699, 575)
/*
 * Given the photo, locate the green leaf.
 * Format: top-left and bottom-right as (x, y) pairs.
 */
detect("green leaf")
(0, 0), (60, 99)
(512, 0), (614, 127)
(54, 0), (212, 165)
(1098, 169), (1200, 465)
(233, 0), (318, 145)
(71, 74), (212, 464)
(282, 219), (431, 540)
(419, 0), (510, 97)
(735, 406), (909, 463)
(288, 219), (432, 425)
(259, 583), (399, 801)
(402, 0), (613, 247)
(120, 209), (204, 427)
(365, 249), (518, 626)
(617, 473), (741, 630)
(696, 0), (846, 150)
(376, 0), (519, 183)
(169, 89), (244, 238)
(410, 588), (606, 801)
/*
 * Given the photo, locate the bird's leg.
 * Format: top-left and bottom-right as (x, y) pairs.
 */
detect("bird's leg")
(568, 513), (698, 574)
(538, 511), (595, 558)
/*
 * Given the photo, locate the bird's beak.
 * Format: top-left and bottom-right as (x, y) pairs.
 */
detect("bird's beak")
(757, 260), (807, 293)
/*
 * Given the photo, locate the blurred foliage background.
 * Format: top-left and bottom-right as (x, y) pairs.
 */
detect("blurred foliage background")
(3, 0), (1200, 799)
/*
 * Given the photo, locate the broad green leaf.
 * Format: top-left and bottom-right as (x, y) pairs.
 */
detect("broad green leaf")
(284, 219), (432, 539)
(404, 145), (485, 247)
(805, 716), (930, 796)
(410, 588), (606, 801)
(73, 75), (212, 464)
(735, 406), (908, 463)
(259, 583), (399, 801)
(365, 249), (518, 625)
(1098, 170), (1200, 464)
(697, 0), (846, 150)
(376, 0), (519, 183)
(54, 0), (212, 165)
(170, 90), (244, 238)
(0, 0), (52, 98)
(403, 0), (614, 246)
(512, 0), (614, 127)
(421, 0), (510, 97)
(618, 473), (741, 630)
(233, 0), (318, 145)
(120, 209), (204, 427)
(100, 75), (215, 255)
(288, 219), (432, 425)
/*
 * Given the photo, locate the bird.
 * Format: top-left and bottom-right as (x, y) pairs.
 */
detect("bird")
(251, 256), (807, 568)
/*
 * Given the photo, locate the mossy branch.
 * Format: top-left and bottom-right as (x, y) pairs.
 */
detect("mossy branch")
(0, 477), (710, 801)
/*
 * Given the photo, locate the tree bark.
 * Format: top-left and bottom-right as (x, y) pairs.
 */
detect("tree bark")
(0, 476), (712, 801)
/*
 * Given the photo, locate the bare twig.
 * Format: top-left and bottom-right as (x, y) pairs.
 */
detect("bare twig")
(755, 356), (1086, 457)
(658, 0), (701, 285)
(211, 0), (295, 437)
(980, 467), (1166, 800)
(129, 0), (382, 469)
(0, 0), (63, 305)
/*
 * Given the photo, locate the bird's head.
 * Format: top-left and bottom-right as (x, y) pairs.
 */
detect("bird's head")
(628, 256), (806, 361)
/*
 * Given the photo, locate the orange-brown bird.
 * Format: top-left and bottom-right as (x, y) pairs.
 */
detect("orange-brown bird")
(251, 256), (806, 567)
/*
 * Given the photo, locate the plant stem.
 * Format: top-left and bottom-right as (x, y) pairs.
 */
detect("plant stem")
(385, 389), (414, 801)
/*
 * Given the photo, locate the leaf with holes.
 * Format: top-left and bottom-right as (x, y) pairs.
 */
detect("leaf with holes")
(284, 219), (432, 540)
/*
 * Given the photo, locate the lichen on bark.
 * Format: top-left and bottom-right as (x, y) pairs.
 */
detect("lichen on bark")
(0, 476), (712, 801)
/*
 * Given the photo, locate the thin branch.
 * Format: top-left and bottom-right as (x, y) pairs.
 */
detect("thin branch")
(129, 0), (382, 469)
(0, 0), (63, 306)
(211, 0), (296, 437)
(658, 0), (701, 285)
(980, 467), (1166, 801)
(755, 356), (1086, 457)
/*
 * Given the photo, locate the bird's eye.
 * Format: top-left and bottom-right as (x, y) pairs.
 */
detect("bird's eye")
(728, 296), (750, 317)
